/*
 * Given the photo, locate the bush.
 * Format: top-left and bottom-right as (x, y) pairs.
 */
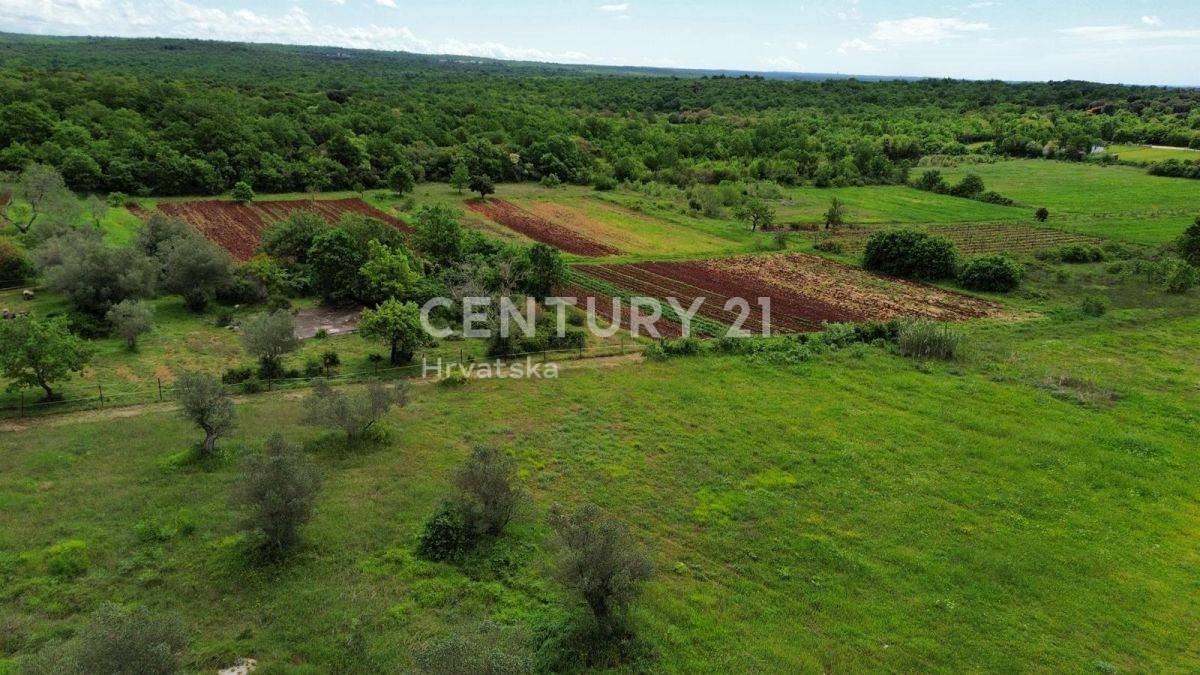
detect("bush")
(21, 603), (185, 675)
(455, 447), (522, 538)
(43, 539), (90, 579)
(302, 378), (407, 442)
(0, 237), (33, 286)
(862, 229), (959, 280)
(417, 500), (476, 562)
(813, 239), (844, 254)
(897, 320), (962, 360)
(958, 254), (1023, 292)
(1037, 244), (1105, 264)
(1177, 218), (1200, 267)
(221, 366), (255, 385)
(540, 173), (563, 189)
(1080, 295), (1109, 317)
(1035, 207), (1050, 222)
(644, 337), (705, 360)
(1155, 257), (1198, 293)
(233, 434), (320, 559)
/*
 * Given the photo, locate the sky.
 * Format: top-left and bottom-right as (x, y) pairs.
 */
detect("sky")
(1, 0), (1198, 85)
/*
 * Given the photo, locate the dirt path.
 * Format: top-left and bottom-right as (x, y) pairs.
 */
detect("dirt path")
(0, 353), (644, 433)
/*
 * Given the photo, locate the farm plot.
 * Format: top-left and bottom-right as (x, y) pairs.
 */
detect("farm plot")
(522, 198), (740, 256)
(466, 198), (622, 256)
(572, 253), (999, 335)
(817, 223), (1104, 256)
(150, 198), (409, 261)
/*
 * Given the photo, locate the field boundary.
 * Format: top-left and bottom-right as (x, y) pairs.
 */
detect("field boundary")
(0, 342), (646, 420)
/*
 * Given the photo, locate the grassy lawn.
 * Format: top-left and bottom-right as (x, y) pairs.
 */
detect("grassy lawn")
(938, 160), (1200, 245)
(1, 297), (1197, 671)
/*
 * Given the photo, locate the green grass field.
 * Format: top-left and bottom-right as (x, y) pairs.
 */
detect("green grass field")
(938, 160), (1200, 245)
(2, 286), (1197, 671)
(1103, 144), (1200, 164)
(775, 184), (1028, 225)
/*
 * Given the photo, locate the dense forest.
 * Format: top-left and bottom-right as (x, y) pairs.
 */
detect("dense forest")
(1, 33), (1199, 196)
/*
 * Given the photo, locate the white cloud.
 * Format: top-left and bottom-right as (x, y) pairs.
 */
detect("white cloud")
(0, 0), (606, 64)
(1141, 15), (1162, 27)
(870, 17), (989, 45)
(598, 3), (628, 11)
(374, 0), (396, 7)
(965, 2), (999, 9)
(1058, 24), (1200, 42)
(837, 38), (880, 54)
(762, 56), (801, 70)
(795, 41), (808, 50)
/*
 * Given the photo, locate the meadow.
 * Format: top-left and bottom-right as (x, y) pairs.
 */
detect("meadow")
(2, 275), (1197, 671)
(1102, 144), (1200, 164)
(937, 160), (1200, 245)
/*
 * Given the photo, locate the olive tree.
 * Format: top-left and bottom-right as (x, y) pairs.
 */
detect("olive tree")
(0, 314), (93, 400)
(175, 371), (235, 458)
(455, 446), (522, 537)
(1, 164), (80, 234)
(159, 234), (234, 312)
(548, 503), (653, 633)
(233, 433), (320, 558)
(735, 198), (775, 232)
(241, 310), (300, 378)
(302, 378), (407, 442)
(105, 299), (154, 350)
(36, 230), (157, 317)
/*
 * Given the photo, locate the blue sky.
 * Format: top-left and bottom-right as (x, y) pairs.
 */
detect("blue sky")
(2, 0), (1198, 85)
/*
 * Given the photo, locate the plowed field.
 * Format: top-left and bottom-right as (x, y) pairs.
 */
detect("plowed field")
(466, 199), (621, 256)
(148, 198), (409, 261)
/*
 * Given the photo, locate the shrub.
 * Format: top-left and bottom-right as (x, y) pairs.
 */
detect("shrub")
(0, 237), (33, 286)
(540, 173), (563, 189)
(21, 603), (185, 675)
(862, 229), (959, 280)
(958, 254), (1023, 292)
(813, 239), (844, 254)
(455, 447), (522, 538)
(1037, 244), (1105, 264)
(231, 181), (255, 203)
(233, 434), (320, 559)
(221, 366), (255, 385)
(43, 539), (90, 579)
(1156, 257), (1198, 293)
(1035, 207), (1050, 222)
(1177, 217), (1200, 267)
(302, 378), (406, 442)
(644, 337), (705, 360)
(417, 500), (475, 562)
(1080, 295), (1109, 317)
(548, 503), (653, 633)
(897, 320), (962, 360)
(321, 350), (341, 368)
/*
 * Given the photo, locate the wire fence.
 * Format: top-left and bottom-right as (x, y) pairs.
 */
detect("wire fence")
(0, 341), (646, 421)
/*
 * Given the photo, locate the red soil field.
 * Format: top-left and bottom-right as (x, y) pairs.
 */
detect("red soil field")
(572, 253), (999, 335)
(466, 199), (622, 257)
(560, 284), (684, 338)
(147, 198), (410, 261)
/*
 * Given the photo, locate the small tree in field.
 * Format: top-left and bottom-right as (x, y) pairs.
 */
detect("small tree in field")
(232, 181), (255, 203)
(734, 198), (775, 231)
(233, 433), (320, 559)
(85, 194), (108, 227)
(456, 446), (522, 537)
(241, 310), (300, 378)
(388, 163), (416, 196)
(106, 299), (154, 350)
(449, 161), (471, 195)
(549, 503), (653, 634)
(175, 371), (235, 458)
(824, 197), (846, 230)
(302, 378), (407, 442)
(1035, 207), (1050, 223)
(1, 164), (80, 234)
(0, 315), (92, 400)
(469, 174), (496, 200)
(359, 298), (424, 365)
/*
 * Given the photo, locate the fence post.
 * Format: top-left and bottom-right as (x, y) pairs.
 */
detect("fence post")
(19, 391), (24, 418)
(459, 347), (464, 364)
(98, 384), (104, 406)
(157, 378), (163, 402)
